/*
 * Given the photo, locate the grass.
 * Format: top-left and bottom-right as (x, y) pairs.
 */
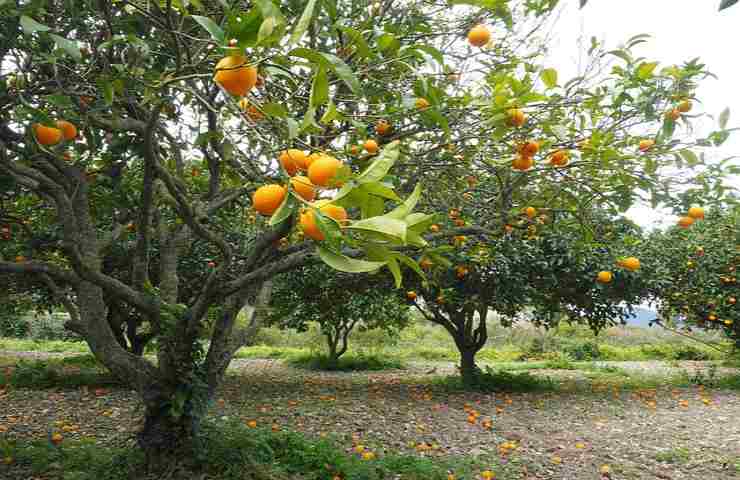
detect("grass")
(435, 368), (558, 393)
(0, 337), (90, 353)
(0, 355), (120, 389)
(654, 447), (691, 464)
(0, 419), (509, 480)
(287, 352), (405, 371)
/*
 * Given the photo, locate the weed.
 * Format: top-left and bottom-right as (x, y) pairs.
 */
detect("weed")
(287, 353), (405, 371)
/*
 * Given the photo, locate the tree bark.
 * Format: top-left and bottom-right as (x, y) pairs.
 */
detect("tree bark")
(459, 346), (479, 387)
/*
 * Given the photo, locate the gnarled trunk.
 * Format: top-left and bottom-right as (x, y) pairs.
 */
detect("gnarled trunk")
(459, 347), (480, 386)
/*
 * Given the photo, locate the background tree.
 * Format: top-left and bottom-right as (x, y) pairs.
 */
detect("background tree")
(643, 205), (739, 348)
(269, 264), (409, 367)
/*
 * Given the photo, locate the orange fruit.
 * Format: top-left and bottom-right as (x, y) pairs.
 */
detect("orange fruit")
(56, 120), (78, 140)
(375, 119), (392, 136)
(350, 145), (360, 155)
(214, 55), (258, 97)
(597, 271), (613, 283)
(304, 152), (323, 170)
(621, 257), (640, 272)
(677, 100), (692, 113)
(33, 123), (63, 146)
(308, 155), (342, 187)
(549, 150), (569, 167)
(467, 25), (491, 47)
(239, 99), (263, 121)
(481, 470), (495, 480)
(511, 155), (534, 171)
(420, 258), (434, 270)
(687, 206), (704, 220)
(51, 433), (63, 445)
(300, 204), (348, 241)
(252, 184), (286, 216)
(638, 139), (654, 152)
(279, 149), (306, 175)
(429, 224), (440, 233)
(677, 216), (695, 228)
(524, 206), (536, 219)
(665, 109), (681, 121)
(415, 98), (430, 110)
(518, 141), (539, 157)
(506, 108), (526, 127)
(15, 255), (25, 262)
(290, 176), (316, 201)
(728, 297), (736, 305)
(406, 291), (417, 301)
(364, 139), (379, 154)
(320, 204), (348, 224)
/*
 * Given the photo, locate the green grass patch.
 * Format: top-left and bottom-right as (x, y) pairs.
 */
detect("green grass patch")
(654, 447), (691, 464)
(436, 368), (557, 393)
(287, 353), (405, 371)
(0, 420), (508, 480)
(0, 337), (89, 353)
(234, 345), (308, 360)
(0, 358), (120, 389)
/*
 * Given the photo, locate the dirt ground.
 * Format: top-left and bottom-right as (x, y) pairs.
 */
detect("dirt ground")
(1, 354), (739, 479)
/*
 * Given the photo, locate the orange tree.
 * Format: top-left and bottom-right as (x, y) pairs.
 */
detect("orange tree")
(404, 216), (649, 385)
(642, 206), (739, 348)
(267, 264), (410, 367)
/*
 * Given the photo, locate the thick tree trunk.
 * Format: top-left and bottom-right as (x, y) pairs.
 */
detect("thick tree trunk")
(326, 332), (340, 369)
(137, 396), (202, 472)
(459, 347), (479, 387)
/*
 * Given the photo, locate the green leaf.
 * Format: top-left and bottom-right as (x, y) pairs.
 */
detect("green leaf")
(386, 256), (402, 288)
(540, 68), (558, 89)
(286, 118), (299, 139)
(310, 66), (329, 108)
(720, 0), (739, 11)
(49, 34), (81, 60)
(637, 62), (658, 80)
(387, 183), (422, 220)
(257, 16), (277, 44)
(356, 141), (400, 184)
(719, 107), (730, 129)
(262, 102), (288, 118)
(269, 193), (295, 226)
(289, 0), (318, 45)
(317, 246), (386, 273)
(321, 52), (362, 95)
(320, 100), (339, 124)
(191, 15), (225, 44)
(408, 44), (444, 65)
(405, 212), (436, 232)
(377, 33), (400, 54)
(339, 27), (370, 58)
(20, 16), (50, 35)
(98, 79), (115, 105)
(347, 216), (408, 243)
(679, 149), (700, 167)
(396, 254), (425, 281)
(359, 182), (400, 201)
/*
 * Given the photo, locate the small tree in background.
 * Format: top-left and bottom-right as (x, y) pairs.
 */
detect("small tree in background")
(644, 206), (739, 348)
(269, 265), (410, 368)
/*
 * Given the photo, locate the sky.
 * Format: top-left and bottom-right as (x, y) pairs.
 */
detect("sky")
(546, 0), (740, 229)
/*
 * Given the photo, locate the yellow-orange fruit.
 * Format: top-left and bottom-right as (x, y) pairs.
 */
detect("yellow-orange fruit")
(300, 204), (348, 240)
(375, 120), (392, 136)
(290, 176), (316, 201)
(467, 25), (491, 47)
(279, 149), (306, 175)
(638, 139), (655, 152)
(687, 207), (704, 220)
(506, 108), (526, 128)
(677, 216), (695, 228)
(33, 124), (63, 146)
(56, 120), (78, 140)
(549, 150), (569, 167)
(518, 141), (539, 157)
(415, 98), (430, 110)
(621, 257), (641, 272)
(308, 155), (342, 187)
(524, 207), (536, 219)
(214, 55), (258, 97)
(665, 109), (681, 121)
(511, 155), (534, 171)
(597, 271), (613, 284)
(364, 139), (379, 154)
(677, 100), (692, 113)
(252, 184), (286, 216)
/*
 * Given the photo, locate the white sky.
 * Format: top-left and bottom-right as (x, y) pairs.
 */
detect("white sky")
(547, 0), (740, 229)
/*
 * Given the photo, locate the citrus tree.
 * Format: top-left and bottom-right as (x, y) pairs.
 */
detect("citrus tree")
(268, 264), (410, 367)
(404, 216), (649, 384)
(643, 206), (739, 348)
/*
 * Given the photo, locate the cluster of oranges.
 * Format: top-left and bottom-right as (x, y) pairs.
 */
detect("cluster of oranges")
(665, 99), (692, 122)
(677, 206), (705, 228)
(33, 119), (78, 146)
(597, 256), (641, 284)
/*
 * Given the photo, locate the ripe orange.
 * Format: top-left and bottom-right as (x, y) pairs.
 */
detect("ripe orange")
(455, 266), (469, 279)
(677, 216), (694, 228)
(350, 145), (360, 155)
(214, 55), (258, 97)
(415, 98), (430, 110)
(506, 108), (526, 127)
(638, 139), (655, 152)
(708, 314), (717, 321)
(290, 176), (316, 201)
(728, 297), (736, 305)
(549, 150), (569, 167)
(300, 204), (348, 241)
(597, 271), (613, 283)
(665, 109), (681, 121)
(467, 25), (491, 47)
(364, 139), (379, 154)
(724, 320), (733, 325)
(524, 206), (536, 219)
(621, 257), (640, 272)
(518, 141), (539, 157)
(56, 120), (78, 140)
(279, 149), (306, 175)
(239, 99), (263, 121)
(308, 155), (342, 187)
(320, 204), (348, 225)
(420, 258), (434, 270)
(375, 119), (392, 136)
(454, 218), (465, 227)
(33, 123), (63, 146)
(304, 152), (323, 170)
(677, 100), (692, 113)
(429, 224), (440, 233)
(511, 155), (534, 171)
(15, 255), (25, 263)
(246, 420), (257, 428)
(449, 209), (461, 219)
(51, 433), (63, 445)
(406, 291), (417, 301)
(252, 184), (286, 216)
(687, 206), (704, 220)
(481, 470), (495, 480)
